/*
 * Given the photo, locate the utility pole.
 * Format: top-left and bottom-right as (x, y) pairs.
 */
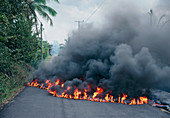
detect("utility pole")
(67, 34), (71, 43)
(75, 20), (84, 30)
(40, 22), (43, 61)
(148, 9), (153, 26)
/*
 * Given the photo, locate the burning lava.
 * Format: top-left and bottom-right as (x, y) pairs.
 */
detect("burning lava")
(28, 2), (170, 112)
(27, 79), (148, 105)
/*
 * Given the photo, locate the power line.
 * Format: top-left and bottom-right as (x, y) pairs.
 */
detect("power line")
(85, 0), (106, 22)
(74, 0), (106, 30)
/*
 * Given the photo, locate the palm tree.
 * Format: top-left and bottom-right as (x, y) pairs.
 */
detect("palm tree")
(26, 0), (59, 29)
(25, 0), (59, 60)
(59, 39), (69, 50)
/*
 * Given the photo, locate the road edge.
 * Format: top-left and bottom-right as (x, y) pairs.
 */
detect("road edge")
(0, 86), (25, 110)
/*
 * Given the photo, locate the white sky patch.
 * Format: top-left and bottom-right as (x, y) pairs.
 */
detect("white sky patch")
(39, 0), (157, 44)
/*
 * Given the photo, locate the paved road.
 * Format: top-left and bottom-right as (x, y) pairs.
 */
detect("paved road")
(0, 87), (169, 118)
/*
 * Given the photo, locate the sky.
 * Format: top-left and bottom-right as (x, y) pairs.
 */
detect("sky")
(39, 0), (158, 44)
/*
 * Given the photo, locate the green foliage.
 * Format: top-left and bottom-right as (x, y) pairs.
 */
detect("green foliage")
(42, 41), (52, 59)
(0, 63), (30, 104)
(27, 0), (58, 26)
(0, 73), (11, 103)
(0, 36), (7, 42)
(0, 0), (58, 106)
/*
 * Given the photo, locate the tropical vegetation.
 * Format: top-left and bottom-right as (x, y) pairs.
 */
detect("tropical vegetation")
(0, 0), (58, 106)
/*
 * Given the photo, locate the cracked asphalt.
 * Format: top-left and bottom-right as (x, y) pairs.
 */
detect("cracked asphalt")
(0, 87), (169, 118)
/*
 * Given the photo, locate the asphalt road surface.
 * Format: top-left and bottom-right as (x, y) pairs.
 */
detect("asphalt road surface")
(0, 87), (169, 118)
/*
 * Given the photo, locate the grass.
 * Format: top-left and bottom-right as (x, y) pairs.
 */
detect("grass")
(45, 55), (52, 62)
(0, 63), (33, 109)
(0, 86), (24, 109)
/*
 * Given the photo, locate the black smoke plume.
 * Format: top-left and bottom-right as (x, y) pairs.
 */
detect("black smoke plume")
(33, 1), (170, 97)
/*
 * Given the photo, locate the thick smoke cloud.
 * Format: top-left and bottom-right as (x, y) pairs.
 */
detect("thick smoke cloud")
(34, 1), (170, 97)
(155, 0), (170, 20)
(157, 0), (170, 11)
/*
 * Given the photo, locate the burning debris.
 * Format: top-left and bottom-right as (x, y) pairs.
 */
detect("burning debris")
(27, 79), (170, 112)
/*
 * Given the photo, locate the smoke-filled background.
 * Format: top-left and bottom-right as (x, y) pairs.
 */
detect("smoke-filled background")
(33, 0), (170, 97)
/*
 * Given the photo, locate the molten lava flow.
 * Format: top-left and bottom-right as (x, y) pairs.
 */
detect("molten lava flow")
(55, 79), (60, 86)
(27, 79), (149, 105)
(121, 94), (127, 104)
(92, 87), (103, 100)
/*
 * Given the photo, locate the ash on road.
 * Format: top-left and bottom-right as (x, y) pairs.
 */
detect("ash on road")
(0, 87), (169, 118)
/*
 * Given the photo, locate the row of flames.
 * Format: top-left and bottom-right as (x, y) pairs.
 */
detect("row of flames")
(27, 79), (148, 105)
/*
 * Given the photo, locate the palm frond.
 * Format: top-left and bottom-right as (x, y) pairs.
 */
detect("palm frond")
(54, 0), (60, 3)
(34, 0), (46, 5)
(47, 0), (60, 3)
(158, 14), (166, 25)
(35, 4), (53, 25)
(161, 20), (170, 29)
(27, 0), (58, 26)
(39, 4), (57, 16)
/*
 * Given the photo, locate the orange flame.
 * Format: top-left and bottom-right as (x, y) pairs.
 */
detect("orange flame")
(46, 80), (50, 84)
(92, 87), (103, 100)
(55, 79), (60, 86)
(121, 93), (127, 104)
(27, 79), (148, 105)
(61, 83), (64, 88)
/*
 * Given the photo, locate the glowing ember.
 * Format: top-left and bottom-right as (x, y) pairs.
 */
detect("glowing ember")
(27, 79), (149, 105)
(92, 87), (103, 100)
(55, 79), (60, 86)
